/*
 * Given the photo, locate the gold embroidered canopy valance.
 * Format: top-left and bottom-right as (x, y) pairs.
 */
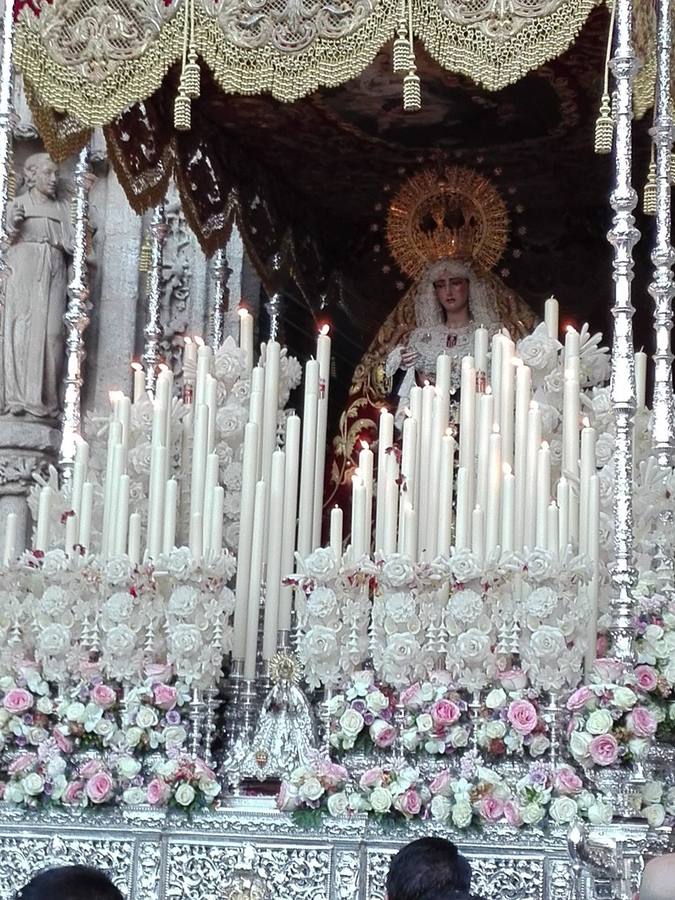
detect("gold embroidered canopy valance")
(13, 0), (608, 128)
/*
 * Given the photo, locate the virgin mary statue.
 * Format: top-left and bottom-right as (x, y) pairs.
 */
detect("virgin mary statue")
(328, 166), (536, 501)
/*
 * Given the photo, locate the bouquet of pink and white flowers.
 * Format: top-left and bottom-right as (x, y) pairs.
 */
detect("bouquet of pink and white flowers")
(474, 687), (550, 759)
(277, 756), (350, 815)
(400, 680), (469, 755)
(328, 672), (396, 752)
(356, 765), (430, 820)
(145, 754), (220, 811)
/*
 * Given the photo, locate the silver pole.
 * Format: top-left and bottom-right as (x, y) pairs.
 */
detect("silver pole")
(649, 0), (675, 466)
(209, 247), (227, 351)
(142, 203), (166, 394)
(0, 0), (15, 410)
(60, 144), (93, 472)
(607, 0), (640, 663)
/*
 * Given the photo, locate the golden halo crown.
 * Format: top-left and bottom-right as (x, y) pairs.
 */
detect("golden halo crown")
(386, 165), (510, 279)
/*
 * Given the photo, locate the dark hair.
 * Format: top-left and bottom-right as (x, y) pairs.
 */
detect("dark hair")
(15, 866), (124, 900)
(386, 837), (472, 900)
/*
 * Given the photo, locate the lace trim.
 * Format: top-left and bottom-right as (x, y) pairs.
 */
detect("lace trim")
(16, 0), (603, 127)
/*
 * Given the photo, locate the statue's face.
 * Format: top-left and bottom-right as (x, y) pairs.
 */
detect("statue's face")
(433, 275), (470, 316)
(35, 160), (59, 198)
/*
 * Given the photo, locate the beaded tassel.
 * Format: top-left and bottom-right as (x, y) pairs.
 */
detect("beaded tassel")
(643, 159), (657, 215)
(393, 0), (412, 72)
(594, 0), (616, 154)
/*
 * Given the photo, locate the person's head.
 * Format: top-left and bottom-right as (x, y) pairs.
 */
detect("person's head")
(413, 258), (501, 332)
(433, 272), (470, 321)
(385, 837), (472, 900)
(24, 153), (59, 199)
(639, 853), (675, 900)
(15, 866), (124, 900)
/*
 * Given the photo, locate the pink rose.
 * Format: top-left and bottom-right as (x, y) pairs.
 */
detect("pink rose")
(369, 719), (396, 749)
(429, 771), (452, 796)
(91, 683), (117, 710)
(504, 800), (524, 827)
(3, 688), (33, 714)
(153, 683), (178, 711)
(555, 765), (583, 795)
(431, 699), (461, 727)
(314, 759), (348, 788)
(79, 661), (103, 679)
(80, 759), (104, 779)
(589, 733), (619, 766)
(566, 686), (593, 711)
(634, 666), (658, 693)
(627, 706), (657, 738)
(593, 658), (624, 682)
(397, 789), (422, 818)
(144, 663), (173, 683)
(147, 777), (171, 806)
(499, 669), (528, 691)
(400, 683), (421, 707)
(480, 797), (504, 822)
(507, 699), (538, 735)
(53, 729), (73, 754)
(63, 780), (84, 805)
(359, 768), (383, 790)
(85, 771), (114, 804)
(277, 781), (299, 812)
(8, 753), (35, 775)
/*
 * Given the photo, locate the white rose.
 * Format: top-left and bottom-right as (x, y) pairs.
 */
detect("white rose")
(449, 550), (481, 583)
(41, 549), (68, 577)
(122, 787), (147, 806)
(370, 787), (392, 813)
(642, 782), (663, 805)
(430, 795), (452, 820)
(385, 592), (416, 625)
(521, 802), (545, 825)
(168, 586), (199, 618)
(485, 721), (506, 740)
(613, 687), (637, 710)
(526, 587), (558, 620)
(644, 804), (666, 828)
(569, 731), (592, 760)
(339, 709), (364, 740)
(28, 727), (48, 745)
(327, 792), (349, 816)
(449, 726), (470, 748)
(136, 707), (159, 730)
(328, 694), (346, 716)
(307, 587), (338, 620)
(298, 777), (324, 803)
(457, 629), (490, 664)
(36, 696), (53, 715)
(586, 709), (614, 735)
(365, 691), (389, 715)
(525, 550), (555, 582)
(416, 714), (433, 733)
(587, 799), (613, 825)
(167, 547), (196, 580)
(104, 557), (133, 586)
(529, 734), (550, 757)
(485, 688), (507, 710)
(351, 671), (375, 695)
(5, 782), (25, 804)
(124, 726), (143, 748)
(66, 702), (86, 723)
(550, 797), (578, 824)
(530, 626), (566, 660)
(22, 773), (44, 797)
(168, 624), (203, 659)
(104, 591), (134, 622)
(104, 624), (136, 658)
(164, 726), (188, 749)
(517, 325), (560, 370)
(449, 589), (483, 625)
(83, 704), (104, 732)
(94, 718), (116, 740)
(304, 548), (338, 581)
(451, 800), (473, 828)
(117, 757), (142, 779)
(50, 774), (67, 801)
(174, 783), (196, 807)
(38, 624), (71, 657)
(380, 555), (415, 588)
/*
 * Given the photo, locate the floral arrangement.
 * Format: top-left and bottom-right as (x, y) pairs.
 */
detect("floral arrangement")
(328, 671), (395, 752)
(400, 679), (470, 755)
(145, 754), (221, 811)
(277, 757), (349, 815)
(474, 686), (550, 760)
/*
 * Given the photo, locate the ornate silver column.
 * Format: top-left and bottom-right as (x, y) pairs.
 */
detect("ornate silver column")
(60, 144), (93, 471)
(143, 203), (167, 394)
(648, 0), (675, 465)
(607, 0), (640, 663)
(209, 247), (228, 351)
(0, 0), (15, 395)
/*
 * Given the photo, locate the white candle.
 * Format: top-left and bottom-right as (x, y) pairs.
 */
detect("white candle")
(350, 475), (367, 558)
(103, 442), (125, 558)
(64, 513), (77, 557)
(312, 327), (332, 547)
(459, 357), (476, 522)
(471, 505), (485, 563)
(375, 408), (394, 551)
(205, 375), (217, 454)
(435, 353), (451, 428)
(513, 362), (531, 549)
(564, 325), (580, 365)
(147, 446), (167, 559)
(262, 450), (286, 660)
(418, 383), (435, 555)
(500, 350), (515, 469)
(201, 452), (219, 554)
(436, 433), (456, 557)
(544, 296), (559, 340)
(557, 475), (570, 554)
(383, 451), (400, 555)
(2, 512), (17, 565)
(101, 420), (123, 556)
(233, 422), (259, 659)
(500, 464), (515, 553)
(210, 486), (224, 555)
(536, 442), (551, 549)
(635, 350), (647, 409)
(183, 337), (198, 381)
(261, 339), (281, 484)
(358, 442), (374, 556)
(297, 360), (319, 559)
(195, 344), (212, 408)
(190, 512), (203, 562)
(485, 428), (502, 555)
(399, 414), (418, 537)
(162, 478), (178, 555)
(402, 502), (417, 560)
(547, 501), (559, 558)
(578, 422), (596, 555)
(523, 403), (541, 549)
(113, 474), (130, 556)
(117, 395), (131, 449)
(238, 307), (254, 372)
(474, 327), (489, 375)
(562, 375), (580, 478)
(71, 439), (89, 517)
(454, 467), (469, 550)
(329, 506), (343, 561)
(78, 482), (94, 550)
(132, 363), (145, 404)
(188, 403), (208, 548)
(35, 486), (52, 552)
(584, 475), (600, 676)
(279, 415), (300, 631)
(476, 391), (494, 512)
(244, 480), (267, 679)
(128, 512), (141, 566)
(490, 334), (504, 428)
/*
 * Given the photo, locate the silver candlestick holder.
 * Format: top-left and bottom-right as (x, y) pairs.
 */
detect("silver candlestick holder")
(188, 687), (205, 759)
(543, 690), (560, 770)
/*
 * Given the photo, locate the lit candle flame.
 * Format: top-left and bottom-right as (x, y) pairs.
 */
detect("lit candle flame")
(503, 463), (512, 475)
(582, 416), (591, 428)
(541, 440), (549, 450)
(238, 307), (250, 318)
(131, 362), (143, 372)
(319, 324), (330, 336)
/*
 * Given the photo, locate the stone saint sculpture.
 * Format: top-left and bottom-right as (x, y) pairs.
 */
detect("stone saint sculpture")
(2, 152), (74, 420)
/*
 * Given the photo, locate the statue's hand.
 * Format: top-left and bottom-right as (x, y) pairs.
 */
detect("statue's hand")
(400, 348), (420, 369)
(10, 203), (25, 229)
